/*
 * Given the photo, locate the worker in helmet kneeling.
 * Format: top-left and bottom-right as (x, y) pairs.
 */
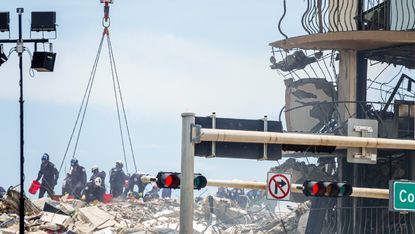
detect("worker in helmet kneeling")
(69, 158), (87, 199)
(83, 176), (105, 203)
(36, 153), (59, 198)
(109, 160), (128, 198)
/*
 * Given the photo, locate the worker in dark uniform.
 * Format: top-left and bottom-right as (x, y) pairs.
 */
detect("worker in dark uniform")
(82, 165), (106, 202)
(69, 158), (87, 199)
(109, 161), (128, 198)
(123, 172), (149, 198)
(62, 173), (72, 195)
(36, 153), (59, 198)
(161, 188), (172, 198)
(143, 184), (160, 202)
(0, 186), (5, 199)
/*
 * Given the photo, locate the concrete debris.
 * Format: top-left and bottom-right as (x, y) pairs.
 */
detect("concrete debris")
(0, 189), (310, 234)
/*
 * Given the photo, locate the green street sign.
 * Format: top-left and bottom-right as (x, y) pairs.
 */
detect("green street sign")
(390, 180), (415, 212)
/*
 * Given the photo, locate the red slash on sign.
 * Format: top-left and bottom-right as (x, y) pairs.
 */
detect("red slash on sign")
(268, 173), (291, 200)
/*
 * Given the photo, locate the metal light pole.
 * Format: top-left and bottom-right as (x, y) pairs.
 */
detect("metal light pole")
(0, 8), (53, 233)
(17, 8), (25, 234)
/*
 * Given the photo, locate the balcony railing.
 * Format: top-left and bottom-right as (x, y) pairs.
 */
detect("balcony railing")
(280, 0), (415, 36)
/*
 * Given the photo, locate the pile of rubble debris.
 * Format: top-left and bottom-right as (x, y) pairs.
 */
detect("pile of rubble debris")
(0, 188), (310, 234)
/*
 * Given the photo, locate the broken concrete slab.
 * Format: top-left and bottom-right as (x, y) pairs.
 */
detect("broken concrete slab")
(40, 212), (71, 226)
(78, 206), (120, 231)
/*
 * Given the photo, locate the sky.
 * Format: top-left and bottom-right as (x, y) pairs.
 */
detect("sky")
(0, 0), (302, 197)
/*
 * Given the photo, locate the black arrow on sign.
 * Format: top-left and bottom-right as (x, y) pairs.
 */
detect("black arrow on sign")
(275, 179), (287, 194)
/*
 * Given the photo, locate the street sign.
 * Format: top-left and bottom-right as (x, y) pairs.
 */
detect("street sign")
(267, 172), (291, 201)
(390, 180), (415, 212)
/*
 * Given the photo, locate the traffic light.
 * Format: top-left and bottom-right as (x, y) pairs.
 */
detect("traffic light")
(155, 172), (207, 190)
(156, 172), (181, 189)
(302, 180), (352, 197)
(194, 173), (207, 190)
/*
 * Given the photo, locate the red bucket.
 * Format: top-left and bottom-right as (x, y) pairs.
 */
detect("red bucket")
(29, 180), (41, 194)
(103, 194), (112, 203)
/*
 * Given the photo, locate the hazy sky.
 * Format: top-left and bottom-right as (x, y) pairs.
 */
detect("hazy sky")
(0, 0), (312, 197)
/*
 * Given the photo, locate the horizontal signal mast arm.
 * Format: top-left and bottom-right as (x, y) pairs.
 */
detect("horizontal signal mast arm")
(207, 179), (389, 200)
(198, 128), (415, 150)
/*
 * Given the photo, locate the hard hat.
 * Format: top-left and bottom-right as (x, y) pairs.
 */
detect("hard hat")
(116, 160), (123, 168)
(41, 153), (50, 161)
(71, 158), (79, 166)
(91, 165), (99, 173)
(94, 177), (102, 187)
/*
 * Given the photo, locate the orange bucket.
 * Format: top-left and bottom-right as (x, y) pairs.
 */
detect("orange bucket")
(103, 194), (112, 203)
(29, 180), (41, 194)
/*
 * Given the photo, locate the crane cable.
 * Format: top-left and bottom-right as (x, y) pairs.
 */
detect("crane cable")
(59, 1), (138, 174)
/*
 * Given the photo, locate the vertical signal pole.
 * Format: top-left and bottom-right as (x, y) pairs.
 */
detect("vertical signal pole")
(180, 113), (195, 234)
(17, 7), (25, 234)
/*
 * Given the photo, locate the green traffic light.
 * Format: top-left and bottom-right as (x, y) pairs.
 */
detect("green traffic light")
(193, 174), (207, 190)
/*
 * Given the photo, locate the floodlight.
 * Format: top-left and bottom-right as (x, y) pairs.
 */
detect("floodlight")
(31, 51), (56, 72)
(0, 44), (7, 66)
(31, 12), (56, 32)
(0, 12), (10, 32)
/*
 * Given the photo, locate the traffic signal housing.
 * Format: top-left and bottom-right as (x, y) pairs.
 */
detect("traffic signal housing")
(303, 180), (352, 197)
(155, 172), (207, 190)
(156, 172), (181, 189)
(194, 173), (207, 190)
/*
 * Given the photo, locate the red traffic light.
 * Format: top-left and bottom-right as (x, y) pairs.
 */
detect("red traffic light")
(156, 172), (207, 190)
(156, 172), (180, 189)
(303, 180), (352, 197)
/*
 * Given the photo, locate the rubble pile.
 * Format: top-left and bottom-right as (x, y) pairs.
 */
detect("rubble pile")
(0, 188), (310, 234)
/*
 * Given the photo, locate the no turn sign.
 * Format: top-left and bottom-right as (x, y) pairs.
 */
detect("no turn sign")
(266, 172), (291, 201)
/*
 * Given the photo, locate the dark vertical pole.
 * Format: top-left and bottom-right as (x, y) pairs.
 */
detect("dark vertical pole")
(356, 52), (368, 119)
(357, 0), (365, 30)
(17, 7), (25, 234)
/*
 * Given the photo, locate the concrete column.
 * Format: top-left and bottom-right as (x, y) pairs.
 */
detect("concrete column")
(338, 50), (358, 123)
(180, 113), (195, 234)
(337, 49), (358, 234)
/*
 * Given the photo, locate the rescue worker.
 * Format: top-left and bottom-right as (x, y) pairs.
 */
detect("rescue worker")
(123, 172), (148, 198)
(82, 165), (106, 202)
(69, 158), (87, 199)
(62, 173), (72, 195)
(90, 165), (106, 187)
(0, 186), (5, 199)
(83, 176), (105, 203)
(143, 184), (160, 202)
(109, 161), (128, 198)
(161, 188), (172, 198)
(36, 153), (59, 198)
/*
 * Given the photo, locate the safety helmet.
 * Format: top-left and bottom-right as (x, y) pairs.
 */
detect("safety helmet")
(71, 158), (79, 166)
(94, 177), (102, 187)
(115, 160), (123, 168)
(91, 165), (99, 173)
(41, 153), (49, 161)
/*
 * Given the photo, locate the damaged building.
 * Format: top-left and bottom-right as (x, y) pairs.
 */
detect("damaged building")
(269, 0), (415, 233)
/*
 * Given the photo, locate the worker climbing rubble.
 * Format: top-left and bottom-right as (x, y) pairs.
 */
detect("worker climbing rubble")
(35, 153), (59, 198)
(109, 160), (128, 198)
(69, 158), (87, 199)
(123, 171), (148, 199)
(82, 165), (106, 203)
